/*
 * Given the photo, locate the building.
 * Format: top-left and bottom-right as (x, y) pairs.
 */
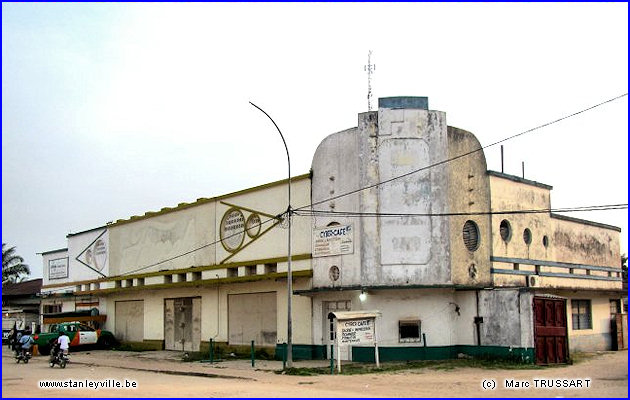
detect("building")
(39, 96), (626, 363)
(2, 278), (42, 335)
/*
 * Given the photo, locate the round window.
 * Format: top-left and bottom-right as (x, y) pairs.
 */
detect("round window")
(499, 220), (512, 242)
(523, 228), (532, 245)
(329, 266), (340, 282)
(463, 220), (480, 252)
(542, 235), (549, 248)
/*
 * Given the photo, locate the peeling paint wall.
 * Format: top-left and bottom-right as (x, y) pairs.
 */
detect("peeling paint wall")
(104, 278), (312, 346)
(478, 289), (533, 348)
(447, 127), (492, 286)
(311, 101), (452, 288)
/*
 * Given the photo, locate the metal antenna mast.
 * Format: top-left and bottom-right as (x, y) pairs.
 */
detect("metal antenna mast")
(364, 50), (375, 111)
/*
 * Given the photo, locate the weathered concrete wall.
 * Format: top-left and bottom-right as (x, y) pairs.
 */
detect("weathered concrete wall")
(311, 128), (363, 288)
(551, 216), (620, 269)
(109, 203), (216, 275)
(109, 176), (312, 275)
(104, 278), (312, 346)
(447, 127), (492, 286)
(489, 173), (621, 291)
(377, 108), (450, 285)
(311, 289), (463, 347)
(311, 100), (452, 288)
(489, 174), (552, 261)
(478, 289), (531, 348)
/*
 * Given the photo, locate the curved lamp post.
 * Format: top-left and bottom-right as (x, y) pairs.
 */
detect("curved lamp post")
(249, 101), (293, 368)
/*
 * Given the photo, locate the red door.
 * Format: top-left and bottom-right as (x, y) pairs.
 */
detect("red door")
(533, 297), (568, 364)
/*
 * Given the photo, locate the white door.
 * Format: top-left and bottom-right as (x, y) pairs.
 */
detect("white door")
(323, 300), (351, 360)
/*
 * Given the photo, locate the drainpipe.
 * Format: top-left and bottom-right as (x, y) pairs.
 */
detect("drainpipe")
(474, 290), (483, 346)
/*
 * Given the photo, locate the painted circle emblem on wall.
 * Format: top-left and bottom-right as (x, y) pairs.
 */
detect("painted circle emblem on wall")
(245, 213), (261, 238)
(220, 208), (246, 252)
(93, 239), (108, 271)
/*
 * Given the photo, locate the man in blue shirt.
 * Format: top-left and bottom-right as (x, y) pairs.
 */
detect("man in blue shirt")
(18, 330), (34, 357)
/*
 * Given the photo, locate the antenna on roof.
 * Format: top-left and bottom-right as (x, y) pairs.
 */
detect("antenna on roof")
(364, 50), (375, 111)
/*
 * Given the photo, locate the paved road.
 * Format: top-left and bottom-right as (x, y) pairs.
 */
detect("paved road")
(2, 346), (627, 397)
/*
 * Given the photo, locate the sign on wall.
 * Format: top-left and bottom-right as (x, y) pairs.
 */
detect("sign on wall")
(49, 258), (68, 280)
(336, 318), (375, 345)
(313, 225), (354, 257)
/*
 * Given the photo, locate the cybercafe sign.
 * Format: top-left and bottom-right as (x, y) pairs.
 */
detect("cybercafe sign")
(313, 225), (354, 257)
(49, 258), (68, 280)
(337, 318), (375, 345)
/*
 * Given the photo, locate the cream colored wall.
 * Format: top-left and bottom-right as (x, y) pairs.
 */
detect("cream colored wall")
(312, 289), (464, 347)
(489, 176), (551, 260)
(447, 127), (492, 286)
(551, 217), (620, 268)
(108, 202), (217, 275)
(104, 278), (312, 345)
(215, 178), (312, 266)
(552, 291), (617, 351)
(108, 177), (311, 277)
(489, 175), (621, 291)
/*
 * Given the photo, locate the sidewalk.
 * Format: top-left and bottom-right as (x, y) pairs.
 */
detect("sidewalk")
(4, 347), (333, 380)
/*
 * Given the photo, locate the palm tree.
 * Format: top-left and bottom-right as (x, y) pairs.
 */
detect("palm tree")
(2, 243), (30, 285)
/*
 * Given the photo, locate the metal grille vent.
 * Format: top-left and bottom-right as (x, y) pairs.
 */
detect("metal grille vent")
(462, 220), (480, 251)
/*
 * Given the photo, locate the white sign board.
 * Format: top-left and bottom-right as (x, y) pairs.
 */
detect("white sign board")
(337, 318), (375, 345)
(49, 258), (68, 280)
(313, 225), (354, 257)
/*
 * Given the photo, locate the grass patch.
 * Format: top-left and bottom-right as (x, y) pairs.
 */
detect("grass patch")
(278, 358), (545, 376)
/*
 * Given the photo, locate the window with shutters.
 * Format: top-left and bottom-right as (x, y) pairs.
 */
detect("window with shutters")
(463, 220), (480, 251)
(571, 299), (592, 330)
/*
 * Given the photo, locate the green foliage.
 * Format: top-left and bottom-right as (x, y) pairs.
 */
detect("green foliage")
(2, 243), (30, 285)
(279, 358), (544, 376)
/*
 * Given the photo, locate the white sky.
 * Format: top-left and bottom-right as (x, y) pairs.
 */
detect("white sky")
(2, 2), (628, 279)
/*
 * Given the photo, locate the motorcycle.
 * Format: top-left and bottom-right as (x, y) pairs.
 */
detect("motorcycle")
(14, 348), (32, 364)
(49, 343), (69, 368)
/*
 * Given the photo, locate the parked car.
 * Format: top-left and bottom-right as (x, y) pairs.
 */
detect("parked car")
(33, 322), (116, 355)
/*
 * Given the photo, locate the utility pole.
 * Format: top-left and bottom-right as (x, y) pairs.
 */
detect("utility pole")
(249, 101), (293, 368)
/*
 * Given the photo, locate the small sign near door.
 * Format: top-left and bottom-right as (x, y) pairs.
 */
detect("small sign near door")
(331, 310), (381, 372)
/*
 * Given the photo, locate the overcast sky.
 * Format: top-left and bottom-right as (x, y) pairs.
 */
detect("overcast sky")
(2, 2), (628, 279)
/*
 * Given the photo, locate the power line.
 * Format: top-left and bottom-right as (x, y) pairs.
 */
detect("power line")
(296, 92), (628, 212)
(114, 93), (627, 278)
(294, 203), (628, 218)
(118, 214), (281, 277)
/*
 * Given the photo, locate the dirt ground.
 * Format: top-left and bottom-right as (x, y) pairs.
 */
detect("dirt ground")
(2, 347), (627, 398)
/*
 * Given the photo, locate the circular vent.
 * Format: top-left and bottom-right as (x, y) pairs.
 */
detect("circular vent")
(500, 219), (512, 242)
(523, 228), (532, 245)
(329, 266), (340, 282)
(463, 220), (480, 251)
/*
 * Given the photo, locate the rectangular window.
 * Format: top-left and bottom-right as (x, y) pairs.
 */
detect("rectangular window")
(610, 299), (621, 314)
(399, 320), (422, 343)
(572, 300), (592, 330)
(43, 304), (62, 314)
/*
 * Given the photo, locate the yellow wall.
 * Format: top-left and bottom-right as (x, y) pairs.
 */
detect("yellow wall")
(447, 126), (492, 286)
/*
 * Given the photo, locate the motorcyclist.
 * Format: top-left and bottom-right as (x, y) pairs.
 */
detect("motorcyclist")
(57, 330), (70, 356)
(17, 330), (34, 358)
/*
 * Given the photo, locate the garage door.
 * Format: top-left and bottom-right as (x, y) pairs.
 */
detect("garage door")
(115, 300), (144, 342)
(533, 297), (568, 364)
(228, 292), (277, 346)
(164, 297), (201, 351)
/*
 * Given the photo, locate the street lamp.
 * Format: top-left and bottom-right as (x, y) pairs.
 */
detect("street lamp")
(249, 101), (293, 368)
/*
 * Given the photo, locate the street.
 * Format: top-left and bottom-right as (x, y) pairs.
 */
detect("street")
(2, 346), (627, 397)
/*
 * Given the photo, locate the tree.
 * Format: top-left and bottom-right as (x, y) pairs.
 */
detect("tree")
(2, 243), (30, 285)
